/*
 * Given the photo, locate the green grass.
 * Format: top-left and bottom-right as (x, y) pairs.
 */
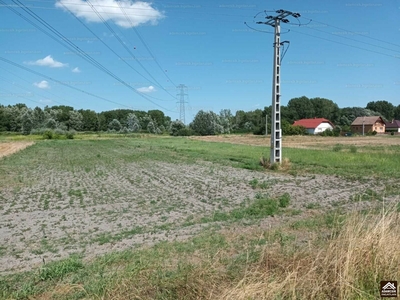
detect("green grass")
(2, 136), (400, 181)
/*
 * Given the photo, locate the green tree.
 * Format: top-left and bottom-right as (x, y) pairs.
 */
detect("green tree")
(169, 120), (186, 136)
(68, 111), (83, 131)
(190, 110), (224, 135)
(78, 109), (99, 131)
(287, 96), (315, 121)
(310, 97), (340, 123)
(394, 105), (400, 120)
(0, 105), (6, 131)
(48, 105), (73, 124)
(366, 100), (394, 120)
(147, 121), (156, 134)
(127, 113), (141, 132)
(32, 106), (46, 129)
(21, 110), (34, 135)
(219, 109), (233, 133)
(108, 119), (121, 131)
(147, 110), (165, 127)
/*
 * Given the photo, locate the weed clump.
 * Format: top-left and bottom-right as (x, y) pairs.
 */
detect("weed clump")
(350, 145), (357, 153)
(259, 156), (291, 171)
(333, 143), (343, 152)
(278, 193), (291, 208)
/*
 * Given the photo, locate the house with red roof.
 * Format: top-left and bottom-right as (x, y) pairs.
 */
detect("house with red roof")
(293, 118), (334, 135)
(385, 119), (400, 133)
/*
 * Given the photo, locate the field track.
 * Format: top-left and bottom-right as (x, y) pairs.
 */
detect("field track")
(0, 141), (34, 158)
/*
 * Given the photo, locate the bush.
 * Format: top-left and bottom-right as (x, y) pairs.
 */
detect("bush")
(333, 144), (343, 152)
(43, 130), (54, 140)
(54, 128), (66, 136)
(349, 145), (357, 153)
(66, 130), (75, 139)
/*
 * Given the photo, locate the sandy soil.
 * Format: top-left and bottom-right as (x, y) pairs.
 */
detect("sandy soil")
(190, 134), (400, 149)
(0, 142), (35, 158)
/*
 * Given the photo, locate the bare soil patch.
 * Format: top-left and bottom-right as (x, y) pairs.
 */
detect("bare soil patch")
(190, 134), (400, 149)
(0, 141), (34, 158)
(0, 159), (389, 274)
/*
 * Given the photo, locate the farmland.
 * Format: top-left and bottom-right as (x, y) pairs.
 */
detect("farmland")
(0, 134), (400, 299)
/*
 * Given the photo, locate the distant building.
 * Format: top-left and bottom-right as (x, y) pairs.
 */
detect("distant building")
(385, 120), (400, 133)
(293, 118), (334, 135)
(350, 116), (385, 134)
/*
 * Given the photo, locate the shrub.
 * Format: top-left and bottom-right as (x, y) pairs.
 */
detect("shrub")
(177, 127), (195, 136)
(349, 145), (357, 153)
(333, 144), (343, 152)
(54, 128), (66, 136)
(66, 130), (75, 139)
(43, 130), (54, 140)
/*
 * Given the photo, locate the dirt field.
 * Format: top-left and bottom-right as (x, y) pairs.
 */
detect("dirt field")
(190, 134), (400, 149)
(0, 140), (395, 274)
(0, 141), (35, 158)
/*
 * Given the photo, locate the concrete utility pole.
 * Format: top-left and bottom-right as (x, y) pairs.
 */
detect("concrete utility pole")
(177, 84), (188, 124)
(363, 116), (365, 136)
(256, 9), (300, 164)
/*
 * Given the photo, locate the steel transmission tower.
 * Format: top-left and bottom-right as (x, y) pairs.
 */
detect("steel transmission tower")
(177, 84), (188, 124)
(256, 10), (300, 164)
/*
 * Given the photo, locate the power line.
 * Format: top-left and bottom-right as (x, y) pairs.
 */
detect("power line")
(283, 27), (400, 59)
(0, 87), (44, 106)
(84, 0), (177, 100)
(0, 56), (168, 113)
(294, 22), (400, 54)
(117, 1), (178, 87)
(300, 17), (400, 49)
(0, 66), (77, 106)
(57, 0), (173, 92)
(5, 0), (177, 112)
(1, 2), (260, 20)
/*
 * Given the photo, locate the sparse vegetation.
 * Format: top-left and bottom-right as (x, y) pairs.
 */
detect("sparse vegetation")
(0, 134), (399, 299)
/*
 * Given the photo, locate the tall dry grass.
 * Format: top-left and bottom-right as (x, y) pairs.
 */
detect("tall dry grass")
(220, 205), (400, 300)
(35, 205), (400, 300)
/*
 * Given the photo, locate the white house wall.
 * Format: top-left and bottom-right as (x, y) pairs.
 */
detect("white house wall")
(312, 123), (334, 134)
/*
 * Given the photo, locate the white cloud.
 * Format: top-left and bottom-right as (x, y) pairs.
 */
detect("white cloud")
(72, 67), (81, 73)
(55, 0), (164, 28)
(26, 55), (67, 68)
(137, 85), (156, 93)
(34, 80), (50, 89)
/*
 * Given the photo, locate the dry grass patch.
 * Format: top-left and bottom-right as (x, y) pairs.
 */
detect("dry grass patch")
(220, 206), (400, 300)
(0, 141), (34, 159)
(190, 134), (400, 150)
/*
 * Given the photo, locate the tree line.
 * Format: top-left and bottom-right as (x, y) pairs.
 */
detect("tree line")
(0, 97), (399, 136)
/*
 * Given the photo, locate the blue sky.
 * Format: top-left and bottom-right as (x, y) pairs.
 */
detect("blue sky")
(1, 0), (399, 123)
